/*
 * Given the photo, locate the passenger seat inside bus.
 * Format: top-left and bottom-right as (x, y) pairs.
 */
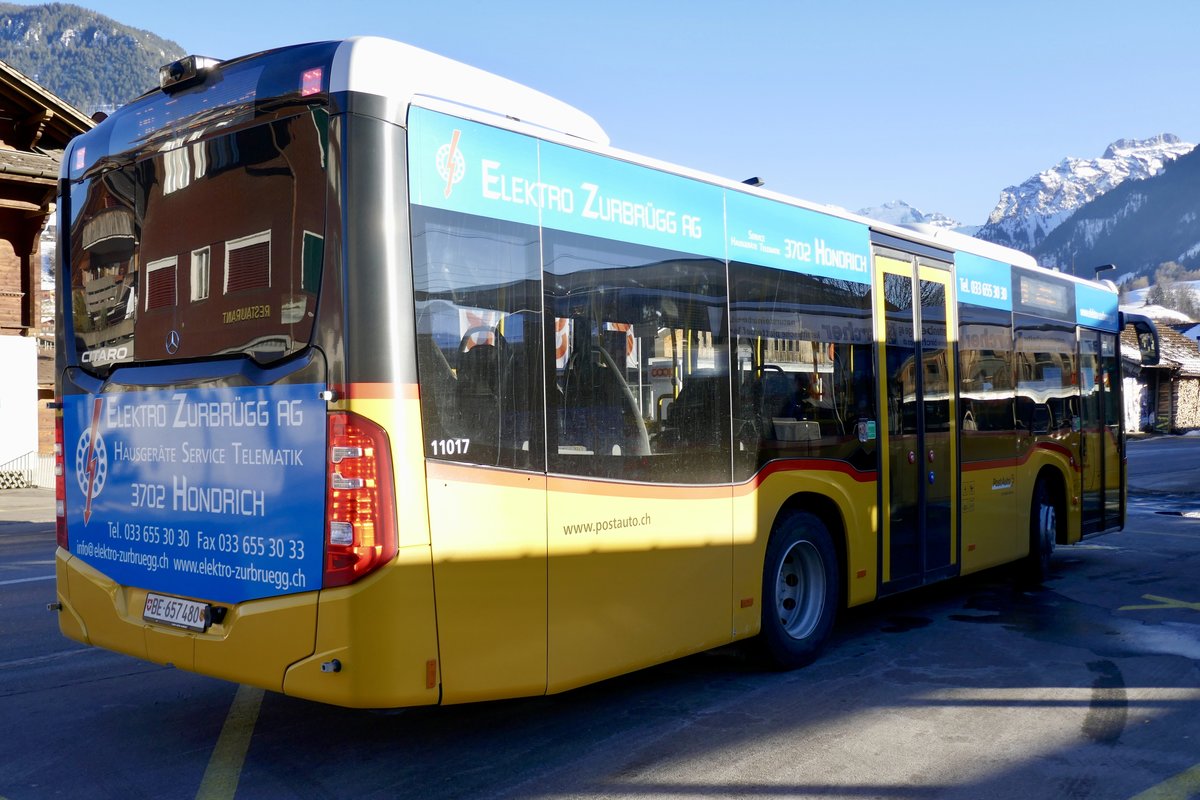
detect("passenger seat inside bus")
(664, 370), (729, 449)
(560, 345), (650, 457)
(456, 329), (504, 451)
(415, 332), (458, 441)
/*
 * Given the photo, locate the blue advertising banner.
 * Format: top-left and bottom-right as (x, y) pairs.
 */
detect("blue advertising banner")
(408, 106), (726, 259)
(410, 107), (881, 284)
(1075, 282), (1120, 331)
(955, 252), (1013, 310)
(535, 138), (725, 258)
(725, 191), (871, 284)
(62, 384), (326, 604)
(408, 107), (541, 228)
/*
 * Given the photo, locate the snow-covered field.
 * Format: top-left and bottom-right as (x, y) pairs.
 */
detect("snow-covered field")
(1120, 280), (1200, 322)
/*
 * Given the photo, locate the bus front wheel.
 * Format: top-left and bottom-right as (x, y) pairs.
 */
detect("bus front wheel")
(759, 511), (839, 668)
(1023, 477), (1058, 584)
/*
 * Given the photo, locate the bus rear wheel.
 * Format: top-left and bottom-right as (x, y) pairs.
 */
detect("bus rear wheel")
(759, 511), (839, 669)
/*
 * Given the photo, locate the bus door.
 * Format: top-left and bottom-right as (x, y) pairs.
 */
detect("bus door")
(875, 253), (959, 590)
(1079, 330), (1121, 532)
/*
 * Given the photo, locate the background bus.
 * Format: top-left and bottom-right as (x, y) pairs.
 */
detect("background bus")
(54, 37), (1159, 708)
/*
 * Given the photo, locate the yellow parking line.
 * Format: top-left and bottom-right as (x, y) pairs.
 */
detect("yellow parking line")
(1129, 763), (1200, 799)
(1119, 594), (1200, 612)
(195, 685), (264, 800)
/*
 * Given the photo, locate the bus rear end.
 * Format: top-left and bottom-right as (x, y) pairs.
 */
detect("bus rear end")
(53, 42), (439, 707)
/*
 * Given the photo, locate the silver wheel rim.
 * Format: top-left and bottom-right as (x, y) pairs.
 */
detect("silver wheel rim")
(775, 539), (826, 640)
(1039, 497), (1057, 557)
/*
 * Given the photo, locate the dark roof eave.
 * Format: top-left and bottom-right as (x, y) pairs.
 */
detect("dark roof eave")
(0, 57), (94, 140)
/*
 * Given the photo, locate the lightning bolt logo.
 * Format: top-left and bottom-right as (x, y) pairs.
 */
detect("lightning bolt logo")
(436, 129), (465, 198)
(82, 397), (104, 525)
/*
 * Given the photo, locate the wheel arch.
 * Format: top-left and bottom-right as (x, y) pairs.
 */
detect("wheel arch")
(775, 492), (848, 608)
(1033, 464), (1070, 545)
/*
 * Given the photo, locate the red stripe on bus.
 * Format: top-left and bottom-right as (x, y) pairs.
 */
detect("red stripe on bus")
(423, 457), (876, 498)
(738, 459), (877, 493)
(962, 441), (1079, 473)
(545, 477), (730, 500)
(1031, 441), (1079, 471)
(424, 443), (1076, 495)
(962, 458), (1020, 472)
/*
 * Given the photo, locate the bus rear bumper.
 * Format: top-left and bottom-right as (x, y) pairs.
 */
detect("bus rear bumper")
(54, 543), (442, 708)
(55, 548), (318, 692)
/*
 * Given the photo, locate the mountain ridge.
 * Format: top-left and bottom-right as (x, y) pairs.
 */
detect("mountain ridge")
(1031, 144), (1200, 280)
(0, 2), (185, 114)
(973, 133), (1194, 252)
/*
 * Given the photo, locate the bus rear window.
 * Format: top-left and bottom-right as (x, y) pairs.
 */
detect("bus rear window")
(66, 107), (329, 370)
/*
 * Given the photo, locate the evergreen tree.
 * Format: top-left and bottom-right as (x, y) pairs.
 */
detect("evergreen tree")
(1146, 282), (1166, 307)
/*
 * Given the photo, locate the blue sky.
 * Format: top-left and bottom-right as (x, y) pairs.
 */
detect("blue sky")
(34, 0), (1200, 224)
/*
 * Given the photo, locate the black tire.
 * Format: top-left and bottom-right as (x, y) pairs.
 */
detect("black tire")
(1023, 476), (1058, 584)
(759, 511), (840, 669)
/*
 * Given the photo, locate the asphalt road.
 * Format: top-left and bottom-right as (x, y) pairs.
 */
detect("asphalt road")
(1126, 433), (1200, 494)
(2, 437), (1200, 799)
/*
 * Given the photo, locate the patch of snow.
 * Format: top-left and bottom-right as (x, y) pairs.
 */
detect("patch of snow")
(1131, 304), (1193, 322)
(856, 200), (963, 231)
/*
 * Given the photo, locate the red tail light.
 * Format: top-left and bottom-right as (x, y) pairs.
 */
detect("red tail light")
(55, 411), (67, 550)
(324, 412), (397, 587)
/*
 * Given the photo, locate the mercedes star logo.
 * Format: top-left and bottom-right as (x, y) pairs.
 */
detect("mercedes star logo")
(165, 329), (181, 355)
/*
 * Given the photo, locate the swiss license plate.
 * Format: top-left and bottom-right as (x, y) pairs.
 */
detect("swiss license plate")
(143, 592), (210, 632)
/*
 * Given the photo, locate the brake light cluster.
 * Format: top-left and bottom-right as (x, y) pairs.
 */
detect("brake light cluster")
(324, 412), (397, 587)
(55, 413), (67, 549)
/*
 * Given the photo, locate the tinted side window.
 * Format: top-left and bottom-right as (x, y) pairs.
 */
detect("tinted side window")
(544, 230), (730, 484)
(729, 264), (876, 480)
(958, 303), (1015, 461)
(411, 206), (544, 471)
(1015, 320), (1077, 435)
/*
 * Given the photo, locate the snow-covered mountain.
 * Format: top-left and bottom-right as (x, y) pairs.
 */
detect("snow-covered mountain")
(1032, 144), (1200, 280)
(976, 134), (1195, 251)
(856, 200), (977, 235)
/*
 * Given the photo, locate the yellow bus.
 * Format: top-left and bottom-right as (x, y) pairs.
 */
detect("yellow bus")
(53, 37), (1159, 708)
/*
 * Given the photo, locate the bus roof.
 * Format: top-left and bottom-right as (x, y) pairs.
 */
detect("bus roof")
(330, 37), (609, 145)
(88, 36), (1101, 294)
(344, 35), (1043, 279)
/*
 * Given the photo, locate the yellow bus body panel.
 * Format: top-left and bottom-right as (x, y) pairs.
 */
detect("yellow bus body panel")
(960, 462), (1022, 572)
(283, 543), (440, 708)
(274, 391), (441, 708)
(1023, 440), (1080, 545)
(426, 462), (547, 705)
(732, 463), (878, 637)
(56, 548), (318, 690)
(351, 394), (433, 549)
(54, 552), (88, 644)
(546, 478), (732, 695)
(1059, 433), (1084, 543)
